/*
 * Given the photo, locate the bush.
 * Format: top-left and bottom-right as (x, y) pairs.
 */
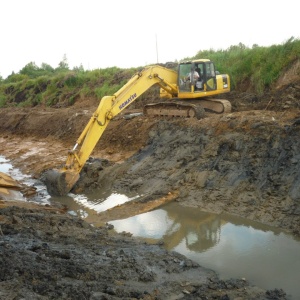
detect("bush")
(5, 73), (29, 83)
(0, 94), (6, 107)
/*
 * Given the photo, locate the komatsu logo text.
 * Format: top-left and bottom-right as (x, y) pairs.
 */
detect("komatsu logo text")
(119, 93), (137, 110)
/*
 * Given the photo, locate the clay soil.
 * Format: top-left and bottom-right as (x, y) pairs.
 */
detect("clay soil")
(0, 63), (300, 299)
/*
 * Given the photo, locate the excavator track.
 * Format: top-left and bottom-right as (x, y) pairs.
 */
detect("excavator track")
(143, 101), (206, 120)
(143, 98), (231, 120)
(197, 98), (232, 113)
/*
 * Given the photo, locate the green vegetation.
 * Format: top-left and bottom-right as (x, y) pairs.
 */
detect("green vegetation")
(0, 63), (137, 108)
(0, 38), (299, 108)
(190, 37), (300, 93)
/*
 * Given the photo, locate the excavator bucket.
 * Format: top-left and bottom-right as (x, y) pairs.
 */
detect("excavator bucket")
(42, 169), (80, 196)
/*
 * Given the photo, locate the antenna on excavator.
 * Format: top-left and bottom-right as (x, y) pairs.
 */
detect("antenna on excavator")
(156, 34), (159, 63)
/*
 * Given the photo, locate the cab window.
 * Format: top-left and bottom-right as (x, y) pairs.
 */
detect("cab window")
(206, 62), (215, 77)
(178, 63), (192, 91)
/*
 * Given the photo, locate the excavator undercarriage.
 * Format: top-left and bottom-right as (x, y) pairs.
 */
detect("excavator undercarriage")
(144, 101), (205, 119)
(143, 98), (231, 119)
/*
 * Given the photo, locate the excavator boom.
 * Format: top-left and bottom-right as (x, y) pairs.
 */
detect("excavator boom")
(44, 65), (178, 195)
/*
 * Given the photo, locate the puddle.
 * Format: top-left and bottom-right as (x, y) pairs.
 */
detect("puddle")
(2, 155), (300, 298)
(0, 156), (139, 220)
(49, 189), (140, 226)
(0, 156), (12, 173)
(111, 202), (300, 299)
(71, 191), (140, 213)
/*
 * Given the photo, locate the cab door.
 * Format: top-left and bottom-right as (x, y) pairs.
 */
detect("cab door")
(178, 62), (192, 92)
(204, 62), (217, 91)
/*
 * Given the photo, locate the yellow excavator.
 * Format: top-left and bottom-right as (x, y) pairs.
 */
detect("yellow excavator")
(44, 59), (231, 196)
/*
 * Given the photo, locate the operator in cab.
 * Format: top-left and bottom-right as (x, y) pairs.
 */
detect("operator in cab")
(186, 69), (200, 82)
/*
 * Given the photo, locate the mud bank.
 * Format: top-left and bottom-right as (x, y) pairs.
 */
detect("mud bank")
(0, 102), (300, 299)
(73, 110), (300, 236)
(0, 204), (287, 300)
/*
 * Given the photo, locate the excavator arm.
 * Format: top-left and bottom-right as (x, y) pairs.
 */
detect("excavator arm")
(44, 65), (178, 196)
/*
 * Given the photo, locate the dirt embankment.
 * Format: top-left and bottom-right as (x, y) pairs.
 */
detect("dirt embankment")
(1, 205), (285, 300)
(2, 103), (300, 236)
(62, 110), (299, 236)
(0, 62), (300, 299)
(0, 107), (299, 300)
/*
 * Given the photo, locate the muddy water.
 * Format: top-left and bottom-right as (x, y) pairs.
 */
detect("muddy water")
(0, 156), (12, 173)
(49, 187), (300, 299)
(0, 156), (50, 203)
(111, 203), (300, 300)
(1, 157), (300, 299)
(0, 156), (24, 200)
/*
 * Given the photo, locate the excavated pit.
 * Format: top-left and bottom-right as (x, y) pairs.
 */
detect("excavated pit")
(1, 75), (300, 298)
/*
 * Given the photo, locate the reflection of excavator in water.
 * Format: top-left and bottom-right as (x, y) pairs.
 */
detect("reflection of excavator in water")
(161, 203), (223, 252)
(44, 59), (231, 196)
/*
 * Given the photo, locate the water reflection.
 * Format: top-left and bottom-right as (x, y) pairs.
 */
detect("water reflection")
(49, 189), (140, 225)
(111, 203), (223, 250)
(0, 155), (139, 221)
(0, 156), (26, 201)
(111, 202), (300, 299)
(0, 156), (12, 173)
(0, 155), (52, 203)
(163, 207), (221, 251)
(72, 191), (140, 213)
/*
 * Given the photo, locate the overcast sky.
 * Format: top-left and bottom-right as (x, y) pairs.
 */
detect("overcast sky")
(1, 0), (299, 78)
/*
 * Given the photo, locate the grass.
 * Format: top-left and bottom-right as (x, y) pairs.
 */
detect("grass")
(191, 37), (300, 93)
(0, 37), (299, 107)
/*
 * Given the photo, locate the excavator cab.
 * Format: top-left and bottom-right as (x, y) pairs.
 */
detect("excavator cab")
(178, 60), (218, 93)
